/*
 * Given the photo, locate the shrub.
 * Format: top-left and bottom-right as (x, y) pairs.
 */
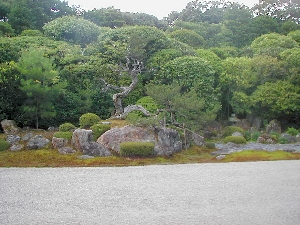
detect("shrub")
(245, 131), (251, 141)
(250, 131), (261, 142)
(286, 127), (299, 136)
(91, 123), (111, 141)
(79, 113), (101, 128)
(120, 142), (155, 157)
(222, 126), (245, 137)
(205, 142), (216, 149)
(0, 139), (10, 151)
(224, 136), (247, 144)
(59, 123), (76, 132)
(53, 132), (73, 141)
(278, 137), (289, 144)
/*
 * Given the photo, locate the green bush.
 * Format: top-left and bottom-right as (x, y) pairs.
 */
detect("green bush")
(53, 132), (73, 141)
(120, 142), (155, 157)
(224, 136), (247, 144)
(59, 123), (76, 132)
(91, 123), (111, 141)
(286, 127), (299, 136)
(278, 137), (289, 144)
(205, 142), (216, 149)
(79, 113), (101, 128)
(0, 139), (10, 151)
(222, 126), (245, 137)
(245, 131), (251, 141)
(251, 131), (261, 142)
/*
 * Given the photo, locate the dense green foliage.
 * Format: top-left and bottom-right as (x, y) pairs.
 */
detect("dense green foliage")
(79, 113), (101, 128)
(59, 123), (76, 132)
(91, 123), (111, 141)
(0, 0), (300, 130)
(224, 136), (247, 144)
(222, 126), (245, 137)
(0, 139), (10, 151)
(120, 142), (155, 157)
(53, 132), (73, 141)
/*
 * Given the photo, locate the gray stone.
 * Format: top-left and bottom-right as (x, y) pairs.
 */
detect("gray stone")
(52, 137), (68, 149)
(232, 132), (243, 137)
(6, 135), (21, 145)
(216, 155), (226, 160)
(22, 132), (33, 141)
(58, 147), (76, 155)
(266, 120), (281, 134)
(281, 133), (298, 143)
(72, 129), (93, 151)
(185, 129), (205, 147)
(77, 155), (95, 159)
(1, 119), (20, 134)
(98, 125), (182, 156)
(10, 144), (24, 152)
(257, 134), (276, 144)
(27, 135), (50, 149)
(81, 142), (112, 156)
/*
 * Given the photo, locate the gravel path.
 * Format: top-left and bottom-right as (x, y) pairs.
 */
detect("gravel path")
(212, 142), (300, 155)
(1, 161), (300, 225)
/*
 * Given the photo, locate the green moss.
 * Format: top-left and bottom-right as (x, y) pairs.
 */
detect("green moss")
(53, 132), (73, 141)
(0, 139), (10, 151)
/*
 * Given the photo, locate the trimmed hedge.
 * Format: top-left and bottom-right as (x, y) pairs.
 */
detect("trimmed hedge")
(59, 123), (76, 132)
(222, 126), (245, 137)
(224, 136), (247, 144)
(0, 139), (10, 151)
(79, 113), (100, 128)
(120, 142), (155, 157)
(53, 132), (73, 141)
(91, 123), (111, 141)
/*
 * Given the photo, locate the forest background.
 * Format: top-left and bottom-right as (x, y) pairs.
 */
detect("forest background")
(0, 0), (300, 133)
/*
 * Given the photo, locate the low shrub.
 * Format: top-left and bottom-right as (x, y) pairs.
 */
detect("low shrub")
(0, 139), (10, 151)
(286, 127), (299, 136)
(53, 132), (73, 141)
(91, 123), (111, 141)
(245, 131), (251, 141)
(120, 142), (155, 157)
(79, 113), (101, 128)
(224, 136), (247, 144)
(205, 142), (216, 149)
(251, 131), (261, 142)
(278, 137), (289, 144)
(59, 123), (76, 132)
(222, 126), (245, 137)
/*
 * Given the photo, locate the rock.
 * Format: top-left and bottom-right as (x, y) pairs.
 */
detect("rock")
(72, 129), (93, 151)
(232, 132), (243, 137)
(257, 134), (276, 144)
(6, 135), (21, 145)
(22, 132), (33, 141)
(77, 155), (95, 159)
(10, 144), (24, 152)
(81, 142), (112, 156)
(1, 119), (20, 134)
(216, 155), (226, 160)
(266, 120), (281, 134)
(281, 133), (298, 143)
(58, 147), (76, 154)
(182, 129), (204, 149)
(27, 135), (50, 149)
(52, 137), (68, 149)
(98, 125), (182, 156)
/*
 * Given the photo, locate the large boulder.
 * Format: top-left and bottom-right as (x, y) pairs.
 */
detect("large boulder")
(182, 129), (205, 149)
(52, 137), (68, 149)
(6, 135), (21, 145)
(266, 120), (281, 134)
(97, 125), (182, 156)
(81, 142), (112, 156)
(72, 129), (93, 151)
(27, 135), (50, 149)
(1, 119), (20, 134)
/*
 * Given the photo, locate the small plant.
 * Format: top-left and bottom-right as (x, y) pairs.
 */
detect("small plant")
(120, 142), (155, 157)
(53, 132), (73, 141)
(224, 136), (247, 144)
(251, 131), (261, 142)
(205, 142), (216, 149)
(0, 139), (10, 151)
(79, 113), (101, 128)
(278, 137), (289, 144)
(245, 131), (251, 141)
(286, 127), (299, 136)
(59, 123), (76, 132)
(222, 126), (245, 137)
(91, 123), (111, 141)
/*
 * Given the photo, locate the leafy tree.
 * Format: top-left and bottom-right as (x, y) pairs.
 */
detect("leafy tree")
(251, 33), (299, 57)
(168, 29), (205, 48)
(43, 16), (101, 47)
(287, 30), (300, 44)
(0, 1), (10, 22)
(17, 48), (65, 128)
(0, 21), (14, 37)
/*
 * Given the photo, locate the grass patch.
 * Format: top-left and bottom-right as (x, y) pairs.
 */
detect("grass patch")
(0, 146), (299, 167)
